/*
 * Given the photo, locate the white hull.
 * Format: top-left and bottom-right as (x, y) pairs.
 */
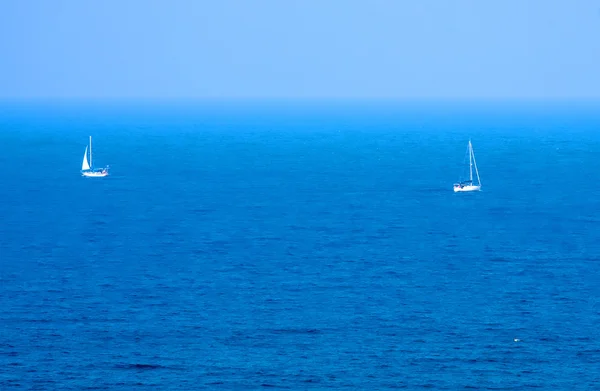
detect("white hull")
(453, 184), (480, 192)
(82, 171), (108, 177)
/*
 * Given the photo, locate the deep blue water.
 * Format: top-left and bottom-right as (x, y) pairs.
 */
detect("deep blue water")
(2, 101), (600, 389)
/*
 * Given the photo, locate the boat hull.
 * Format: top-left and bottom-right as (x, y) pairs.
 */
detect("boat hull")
(453, 184), (480, 192)
(82, 171), (108, 177)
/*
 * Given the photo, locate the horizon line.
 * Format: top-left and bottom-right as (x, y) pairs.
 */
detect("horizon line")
(2, 96), (600, 104)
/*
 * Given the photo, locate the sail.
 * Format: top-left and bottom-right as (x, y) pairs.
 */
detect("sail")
(82, 146), (91, 171)
(470, 142), (481, 186)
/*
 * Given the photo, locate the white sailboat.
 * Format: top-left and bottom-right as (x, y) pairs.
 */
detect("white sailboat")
(453, 140), (481, 192)
(81, 136), (109, 177)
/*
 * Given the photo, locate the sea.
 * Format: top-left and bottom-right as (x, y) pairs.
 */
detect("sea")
(1, 100), (600, 390)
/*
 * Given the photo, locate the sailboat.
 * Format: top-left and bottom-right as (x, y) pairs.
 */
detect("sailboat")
(453, 139), (481, 192)
(81, 136), (109, 177)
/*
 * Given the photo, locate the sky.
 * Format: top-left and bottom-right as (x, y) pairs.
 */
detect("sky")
(1, 0), (600, 100)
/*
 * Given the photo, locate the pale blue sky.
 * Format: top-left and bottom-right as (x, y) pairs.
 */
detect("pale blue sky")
(1, 0), (599, 99)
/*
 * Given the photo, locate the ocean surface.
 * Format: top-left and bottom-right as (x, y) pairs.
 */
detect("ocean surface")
(1, 100), (600, 390)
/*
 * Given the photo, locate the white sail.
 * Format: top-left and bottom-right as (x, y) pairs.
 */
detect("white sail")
(82, 146), (91, 171)
(470, 141), (481, 186)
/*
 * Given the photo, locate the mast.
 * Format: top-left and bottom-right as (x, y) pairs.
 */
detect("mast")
(468, 140), (473, 182)
(89, 136), (93, 169)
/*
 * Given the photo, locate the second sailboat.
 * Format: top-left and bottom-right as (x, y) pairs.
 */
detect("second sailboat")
(453, 140), (481, 192)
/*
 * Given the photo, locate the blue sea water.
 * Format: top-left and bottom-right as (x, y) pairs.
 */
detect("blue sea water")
(1, 100), (600, 390)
